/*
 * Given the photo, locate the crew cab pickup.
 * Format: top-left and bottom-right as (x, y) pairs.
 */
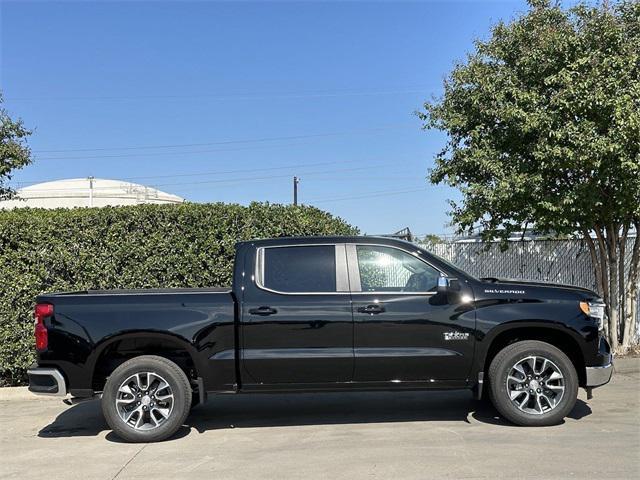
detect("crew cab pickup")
(28, 236), (613, 442)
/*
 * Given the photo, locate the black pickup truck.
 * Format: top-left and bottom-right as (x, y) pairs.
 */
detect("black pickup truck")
(28, 236), (613, 442)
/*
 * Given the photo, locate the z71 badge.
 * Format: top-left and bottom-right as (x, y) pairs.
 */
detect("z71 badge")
(444, 332), (469, 341)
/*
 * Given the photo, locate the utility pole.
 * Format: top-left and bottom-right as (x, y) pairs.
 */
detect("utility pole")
(293, 176), (300, 206)
(88, 176), (94, 208)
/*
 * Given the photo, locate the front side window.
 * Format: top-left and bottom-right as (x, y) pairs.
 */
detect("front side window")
(356, 245), (440, 292)
(261, 245), (336, 293)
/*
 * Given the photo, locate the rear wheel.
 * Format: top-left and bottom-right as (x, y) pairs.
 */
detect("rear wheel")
(488, 340), (578, 426)
(102, 355), (192, 442)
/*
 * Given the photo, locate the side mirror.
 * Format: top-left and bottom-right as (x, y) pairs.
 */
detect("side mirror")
(437, 276), (449, 294)
(437, 276), (460, 294)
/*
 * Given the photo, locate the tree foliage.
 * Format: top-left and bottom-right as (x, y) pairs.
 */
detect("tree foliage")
(419, 0), (640, 350)
(0, 94), (32, 200)
(0, 203), (358, 385)
(422, 234), (445, 246)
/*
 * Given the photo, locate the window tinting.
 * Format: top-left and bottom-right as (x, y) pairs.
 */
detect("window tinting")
(262, 245), (336, 293)
(356, 245), (440, 292)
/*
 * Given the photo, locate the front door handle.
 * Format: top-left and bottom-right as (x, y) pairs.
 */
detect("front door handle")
(248, 306), (278, 316)
(357, 304), (385, 314)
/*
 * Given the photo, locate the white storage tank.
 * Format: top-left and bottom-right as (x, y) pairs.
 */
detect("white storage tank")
(0, 177), (184, 209)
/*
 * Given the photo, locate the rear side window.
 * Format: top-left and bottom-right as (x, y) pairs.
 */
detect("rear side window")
(261, 245), (337, 293)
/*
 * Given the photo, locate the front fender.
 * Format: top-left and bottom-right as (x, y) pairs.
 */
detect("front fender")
(470, 296), (598, 382)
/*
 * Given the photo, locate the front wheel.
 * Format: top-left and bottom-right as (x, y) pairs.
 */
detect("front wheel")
(488, 340), (578, 426)
(102, 355), (192, 442)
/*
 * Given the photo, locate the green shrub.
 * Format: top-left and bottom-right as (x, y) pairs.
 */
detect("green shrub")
(0, 202), (357, 386)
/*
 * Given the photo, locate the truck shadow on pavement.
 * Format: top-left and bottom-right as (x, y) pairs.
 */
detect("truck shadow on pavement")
(37, 390), (592, 442)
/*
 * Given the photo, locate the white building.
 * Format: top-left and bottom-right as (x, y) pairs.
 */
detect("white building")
(0, 178), (184, 210)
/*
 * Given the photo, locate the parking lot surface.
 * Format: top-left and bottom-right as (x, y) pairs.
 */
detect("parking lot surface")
(1, 358), (639, 480)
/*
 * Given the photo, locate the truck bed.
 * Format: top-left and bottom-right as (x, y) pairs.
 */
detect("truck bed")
(42, 287), (232, 297)
(35, 286), (237, 395)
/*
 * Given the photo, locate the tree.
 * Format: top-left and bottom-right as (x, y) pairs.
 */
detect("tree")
(422, 233), (445, 246)
(1, 94), (32, 200)
(419, 0), (640, 351)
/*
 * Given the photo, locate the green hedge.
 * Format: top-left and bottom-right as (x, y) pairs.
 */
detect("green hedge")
(0, 202), (357, 386)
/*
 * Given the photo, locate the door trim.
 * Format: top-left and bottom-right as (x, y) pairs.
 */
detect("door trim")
(354, 347), (462, 357)
(239, 347), (353, 359)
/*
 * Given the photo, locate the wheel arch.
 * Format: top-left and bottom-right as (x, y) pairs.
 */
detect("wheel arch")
(90, 332), (202, 392)
(480, 325), (586, 388)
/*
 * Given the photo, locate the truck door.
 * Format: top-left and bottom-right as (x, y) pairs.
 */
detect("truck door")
(347, 243), (475, 384)
(239, 243), (353, 385)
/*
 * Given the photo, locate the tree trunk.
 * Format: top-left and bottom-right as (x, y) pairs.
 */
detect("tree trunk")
(619, 224), (628, 336)
(589, 222), (640, 352)
(594, 229), (611, 338)
(594, 227), (614, 342)
(622, 223), (640, 349)
(622, 284), (638, 349)
(583, 230), (605, 298)
(605, 223), (620, 351)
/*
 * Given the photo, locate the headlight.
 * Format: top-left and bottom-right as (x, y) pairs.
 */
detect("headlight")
(580, 300), (605, 331)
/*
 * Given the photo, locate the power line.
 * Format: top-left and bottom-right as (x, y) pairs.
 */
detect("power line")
(17, 163), (400, 193)
(140, 159), (356, 181)
(33, 123), (413, 154)
(34, 140), (329, 161)
(150, 165), (386, 188)
(13, 159), (363, 186)
(308, 187), (427, 204)
(142, 159), (367, 182)
(7, 85), (433, 102)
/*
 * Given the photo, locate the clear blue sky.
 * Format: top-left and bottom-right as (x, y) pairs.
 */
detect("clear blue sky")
(1, 0), (531, 236)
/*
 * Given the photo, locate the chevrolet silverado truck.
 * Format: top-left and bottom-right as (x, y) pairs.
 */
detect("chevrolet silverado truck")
(28, 236), (613, 442)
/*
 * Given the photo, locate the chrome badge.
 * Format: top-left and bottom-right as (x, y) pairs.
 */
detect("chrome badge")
(444, 332), (469, 341)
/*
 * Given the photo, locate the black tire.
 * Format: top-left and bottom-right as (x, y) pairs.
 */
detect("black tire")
(102, 355), (192, 443)
(488, 340), (578, 426)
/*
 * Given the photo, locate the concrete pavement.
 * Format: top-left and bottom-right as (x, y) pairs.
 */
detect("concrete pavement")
(1, 358), (639, 480)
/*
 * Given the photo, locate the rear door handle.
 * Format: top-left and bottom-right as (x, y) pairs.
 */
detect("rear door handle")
(248, 306), (278, 316)
(357, 304), (385, 314)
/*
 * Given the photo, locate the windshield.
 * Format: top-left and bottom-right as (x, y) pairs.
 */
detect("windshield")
(414, 245), (478, 281)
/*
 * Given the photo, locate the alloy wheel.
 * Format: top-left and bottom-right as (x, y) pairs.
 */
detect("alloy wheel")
(115, 371), (175, 430)
(506, 355), (565, 415)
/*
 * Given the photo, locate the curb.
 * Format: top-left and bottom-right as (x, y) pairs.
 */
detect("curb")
(0, 386), (45, 401)
(613, 356), (640, 375)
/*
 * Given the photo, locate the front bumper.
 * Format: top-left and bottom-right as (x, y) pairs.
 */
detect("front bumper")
(584, 335), (613, 388)
(27, 367), (67, 397)
(585, 360), (613, 387)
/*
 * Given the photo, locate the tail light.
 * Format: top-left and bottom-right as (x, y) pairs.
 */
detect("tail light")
(34, 303), (53, 351)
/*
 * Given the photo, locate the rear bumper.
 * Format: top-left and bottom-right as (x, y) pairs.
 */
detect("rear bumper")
(585, 360), (613, 387)
(27, 367), (67, 397)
